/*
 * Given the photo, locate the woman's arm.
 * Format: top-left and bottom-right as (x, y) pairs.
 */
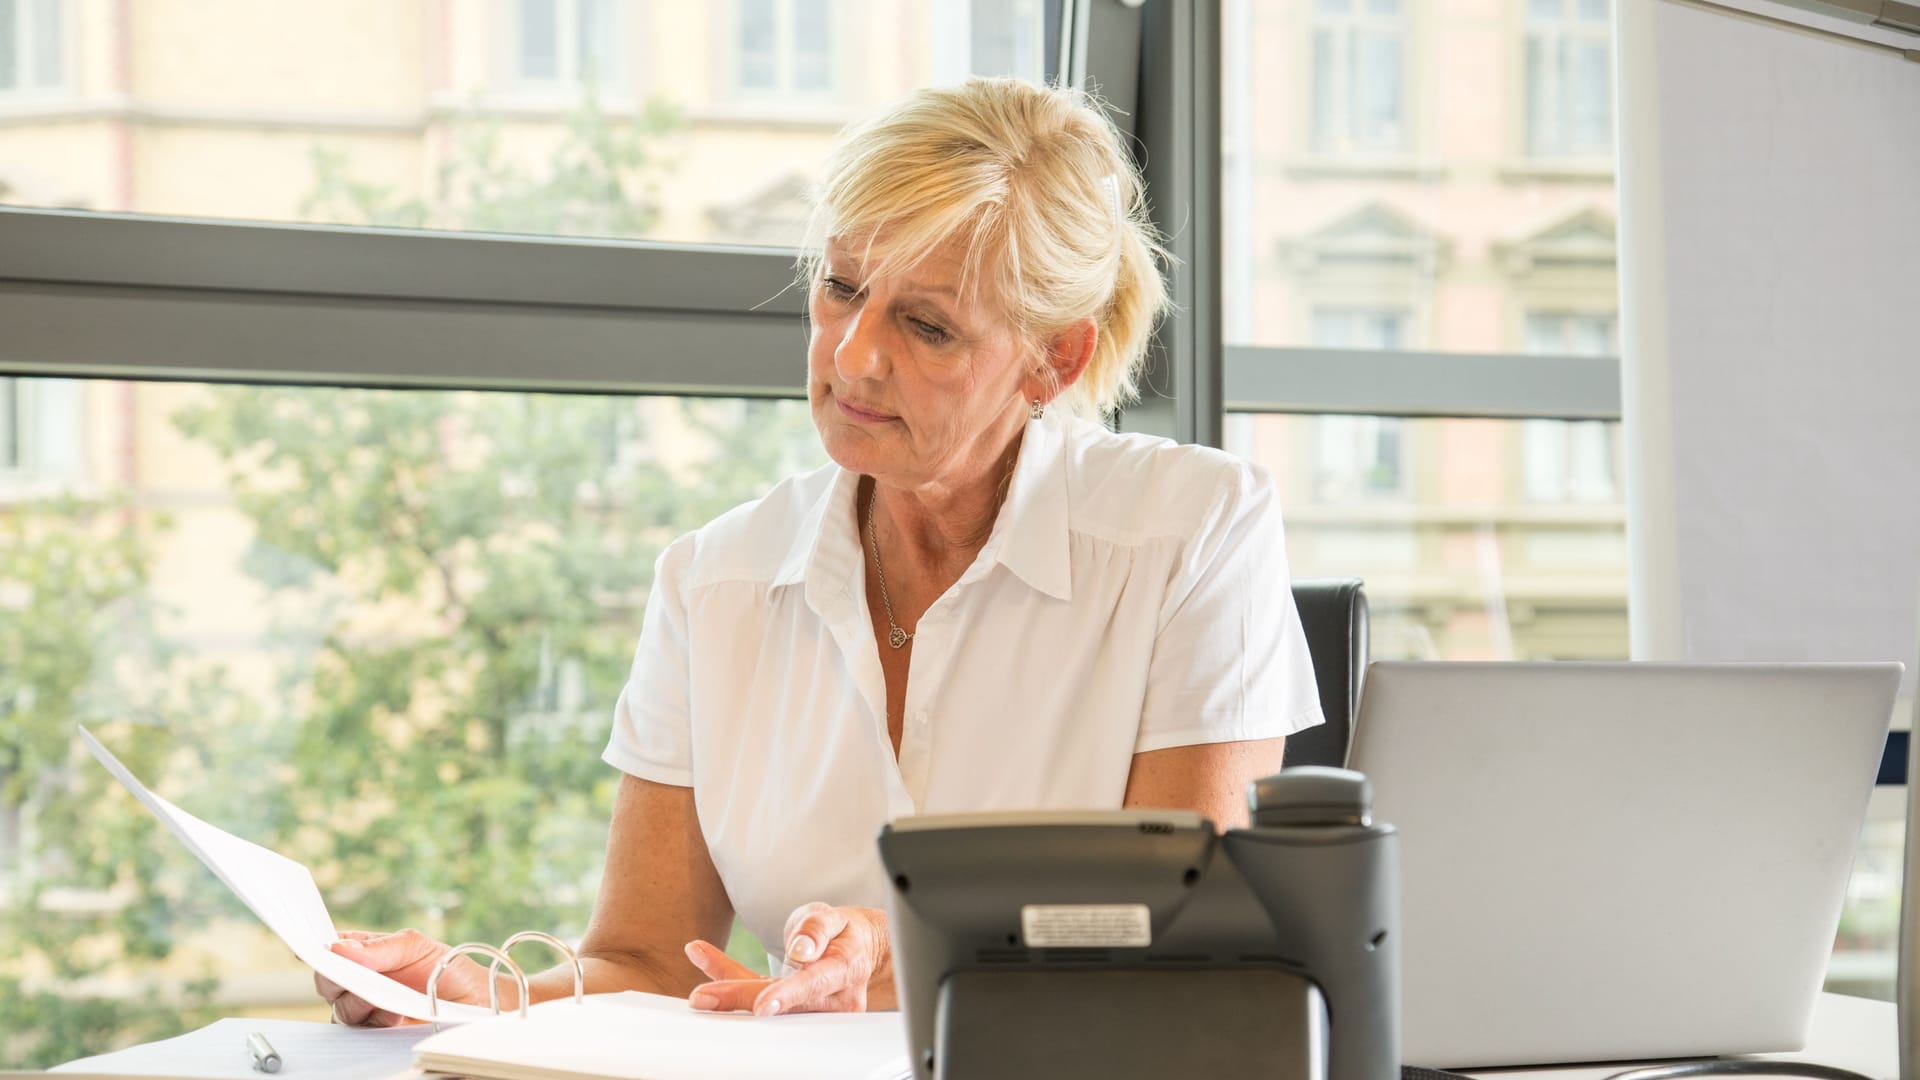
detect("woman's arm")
(1122, 737), (1287, 831)
(321, 772), (732, 1021)
(528, 772), (736, 1001)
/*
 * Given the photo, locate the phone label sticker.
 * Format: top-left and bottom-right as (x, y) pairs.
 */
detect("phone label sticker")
(1019, 904), (1152, 948)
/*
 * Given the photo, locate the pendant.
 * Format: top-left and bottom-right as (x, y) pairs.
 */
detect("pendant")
(888, 626), (909, 649)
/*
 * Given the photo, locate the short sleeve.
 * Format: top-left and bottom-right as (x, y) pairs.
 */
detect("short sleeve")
(1134, 464), (1325, 754)
(603, 535), (698, 786)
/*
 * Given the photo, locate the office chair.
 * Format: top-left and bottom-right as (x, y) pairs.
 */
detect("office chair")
(1283, 578), (1369, 769)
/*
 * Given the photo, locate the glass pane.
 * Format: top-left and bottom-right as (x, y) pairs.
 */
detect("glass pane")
(969, 0), (1042, 80)
(1225, 1), (1618, 353)
(1226, 413), (1629, 660)
(29, 0), (55, 87)
(0, 376), (17, 466)
(1354, 29), (1403, 150)
(1570, 38), (1612, 151)
(0, 2), (1051, 245)
(0, 0), (17, 90)
(1831, 803), (1901, 1000)
(791, 0), (833, 91)
(578, 0), (618, 88)
(737, 0), (778, 90)
(519, 0), (561, 81)
(0, 377), (824, 1066)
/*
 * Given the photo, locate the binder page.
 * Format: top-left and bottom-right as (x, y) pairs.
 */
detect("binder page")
(414, 991), (913, 1080)
(51, 1017), (431, 1080)
(79, 726), (496, 1025)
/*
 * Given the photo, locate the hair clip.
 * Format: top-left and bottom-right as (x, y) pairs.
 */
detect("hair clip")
(1101, 172), (1122, 227)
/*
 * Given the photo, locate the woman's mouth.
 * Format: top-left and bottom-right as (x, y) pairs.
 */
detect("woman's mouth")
(835, 397), (899, 423)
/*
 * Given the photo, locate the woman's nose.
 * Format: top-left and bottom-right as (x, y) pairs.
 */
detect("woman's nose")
(834, 307), (889, 381)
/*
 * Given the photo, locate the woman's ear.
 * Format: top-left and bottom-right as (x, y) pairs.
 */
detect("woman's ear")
(1035, 318), (1099, 401)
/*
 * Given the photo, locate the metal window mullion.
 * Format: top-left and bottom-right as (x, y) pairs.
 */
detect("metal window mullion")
(1120, 0), (1222, 447)
(0, 278), (809, 397)
(1226, 345), (1623, 421)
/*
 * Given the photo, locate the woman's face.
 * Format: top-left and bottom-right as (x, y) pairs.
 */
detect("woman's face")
(807, 235), (1040, 492)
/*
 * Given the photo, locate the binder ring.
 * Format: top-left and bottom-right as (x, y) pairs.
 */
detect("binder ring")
(489, 930), (586, 1006)
(427, 942), (528, 1031)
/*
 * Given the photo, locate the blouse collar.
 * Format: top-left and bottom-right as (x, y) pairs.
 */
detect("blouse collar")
(771, 408), (1076, 611)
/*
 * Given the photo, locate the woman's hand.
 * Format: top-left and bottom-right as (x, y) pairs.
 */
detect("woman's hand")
(317, 928), (496, 1026)
(684, 902), (894, 1015)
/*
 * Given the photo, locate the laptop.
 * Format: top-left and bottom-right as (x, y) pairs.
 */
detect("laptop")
(1347, 661), (1903, 1069)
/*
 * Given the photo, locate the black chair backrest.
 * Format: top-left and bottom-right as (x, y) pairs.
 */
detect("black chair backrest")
(1284, 578), (1369, 769)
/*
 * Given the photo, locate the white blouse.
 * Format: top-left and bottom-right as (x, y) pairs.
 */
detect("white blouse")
(602, 410), (1323, 951)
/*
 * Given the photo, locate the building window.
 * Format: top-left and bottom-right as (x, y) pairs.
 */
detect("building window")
(1522, 312), (1618, 501)
(509, 0), (622, 92)
(735, 0), (835, 97)
(967, 0), (1044, 80)
(0, 377), (20, 469)
(1312, 308), (1410, 500)
(0, 0), (64, 95)
(1310, 0), (1407, 156)
(0, 377), (82, 483)
(1525, 0), (1612, 157)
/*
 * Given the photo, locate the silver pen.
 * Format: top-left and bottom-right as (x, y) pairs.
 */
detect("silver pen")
(247, 1031), (281, 1074)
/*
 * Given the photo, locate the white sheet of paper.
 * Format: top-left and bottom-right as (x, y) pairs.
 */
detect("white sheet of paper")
(51, 1017), (430, 1080)
(414, 991), (912, 1080)
(79, 726), (494, 1024)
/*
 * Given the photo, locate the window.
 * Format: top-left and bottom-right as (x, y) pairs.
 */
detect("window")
(1525, 0), (1613, 157)
(1521, 312), (1618, 502)
(1311, 0), (1407, 155)
(0, 376), (81, 484)
(0, 377), (19, 469)
(509, 0), (623, 92)
(734, 0), (835, 97)
(1310, 308), (1410, 500)
(0, 0), (63, 95)
(953, 0), (1046, 81)
(0, 378), (824, 1066)
(1224, 1), (1626, 665)
(0, 3), (1043, 245)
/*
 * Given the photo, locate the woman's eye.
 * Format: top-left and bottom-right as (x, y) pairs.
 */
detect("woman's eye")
(821, 277), (858, 301)
(910, 318), (950, 345)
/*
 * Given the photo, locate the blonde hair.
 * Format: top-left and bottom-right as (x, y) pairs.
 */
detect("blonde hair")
(799, 78), (1171, 417)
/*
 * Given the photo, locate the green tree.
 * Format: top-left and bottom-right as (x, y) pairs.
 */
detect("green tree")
(0, 501), (223, 1066)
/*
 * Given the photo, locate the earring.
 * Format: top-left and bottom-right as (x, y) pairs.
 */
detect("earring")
(1030, 398), (1046, 420)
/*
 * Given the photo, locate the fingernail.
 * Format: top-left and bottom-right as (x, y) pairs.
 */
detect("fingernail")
(683, 942), (700, 961)
(690, 992), (717, 1010)
(336, 939), (363, 950)
(760, 998), (782, 1016)
(788, 936), (816, 962)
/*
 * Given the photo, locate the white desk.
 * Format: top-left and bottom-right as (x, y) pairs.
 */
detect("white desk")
(1467, 993), (1895, 1080)
(26, 991), (1898, 1080)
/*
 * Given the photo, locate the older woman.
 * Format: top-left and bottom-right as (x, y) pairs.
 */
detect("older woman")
(320, 76), (1322, 1025)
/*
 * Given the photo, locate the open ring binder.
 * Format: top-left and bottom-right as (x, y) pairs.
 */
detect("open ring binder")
(426, 934), (585, 1030)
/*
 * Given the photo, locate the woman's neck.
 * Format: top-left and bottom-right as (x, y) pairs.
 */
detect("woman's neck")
(868, 427), (1027, 577)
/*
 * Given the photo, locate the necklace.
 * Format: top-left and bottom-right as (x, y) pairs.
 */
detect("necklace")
(864, 450), (1021, 651)
(866, 488), (914, 649)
